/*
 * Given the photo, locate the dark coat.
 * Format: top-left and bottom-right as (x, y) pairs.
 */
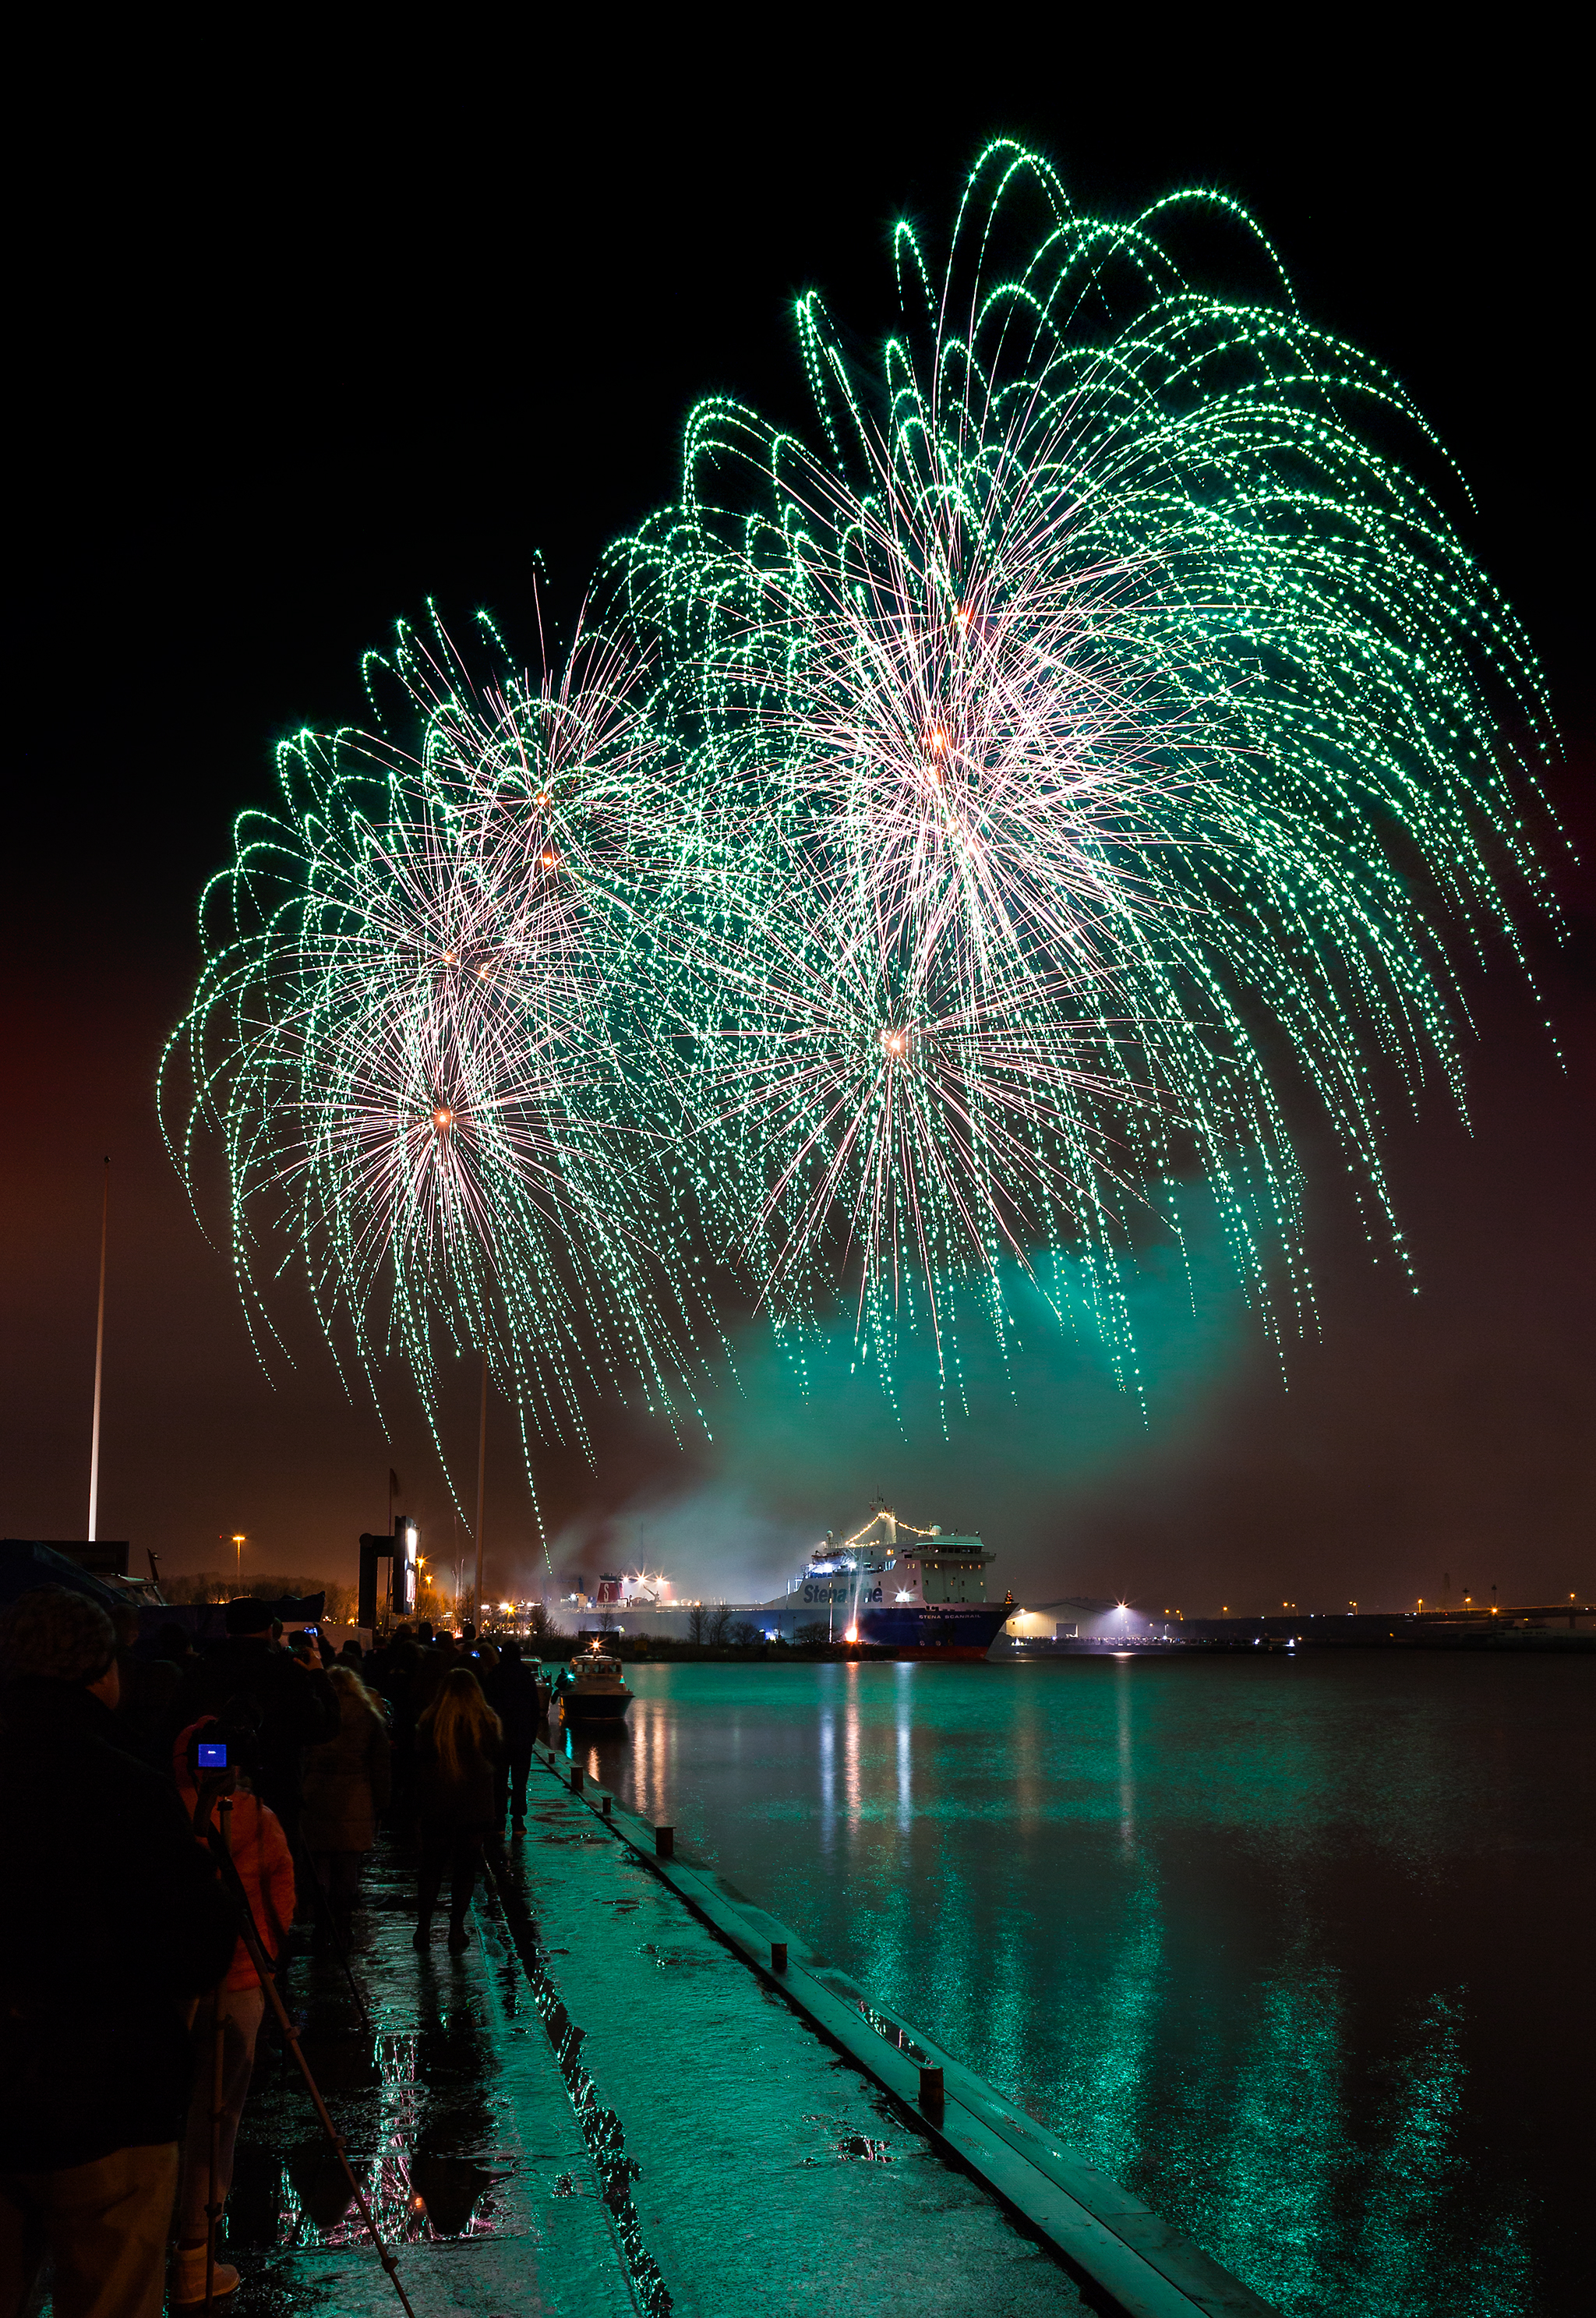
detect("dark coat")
(415, 1719), (501, 1829)
(408, 1642), (457, 1719)
(300, 1688), (392, 1853)
(0, 1678), (236, 2171)
(173, 1635), (340, 1829)
(483, 1656), (540, 1755)
(112, 1648), (180, 1773)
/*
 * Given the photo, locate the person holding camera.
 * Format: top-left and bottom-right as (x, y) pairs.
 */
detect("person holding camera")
(173, 1596), (339, 1850)
(0, 1586), (235, 2318)
(168, 1715), (295, 2305)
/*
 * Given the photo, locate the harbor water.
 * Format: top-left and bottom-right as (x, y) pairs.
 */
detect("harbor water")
(567, 1652), (1594, 2317)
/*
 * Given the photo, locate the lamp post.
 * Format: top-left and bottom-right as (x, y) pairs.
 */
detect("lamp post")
(220, 1532), (247, 1593)
(87, 1160), (109, 1542)
(473, 1345), (488, 1627)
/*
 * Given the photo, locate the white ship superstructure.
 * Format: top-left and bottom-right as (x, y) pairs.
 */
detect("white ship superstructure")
(757, 1502), (1007, 1655)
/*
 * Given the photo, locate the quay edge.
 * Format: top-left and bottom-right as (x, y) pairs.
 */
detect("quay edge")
(528, 1745), (1278, 2318)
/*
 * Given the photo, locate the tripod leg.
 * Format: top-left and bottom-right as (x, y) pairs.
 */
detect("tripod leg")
(203, 1832), (418, 2318)
(205, 1984), (224, 2313)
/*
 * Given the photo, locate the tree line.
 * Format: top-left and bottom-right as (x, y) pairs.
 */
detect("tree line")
(160, 1571), (356, 1622)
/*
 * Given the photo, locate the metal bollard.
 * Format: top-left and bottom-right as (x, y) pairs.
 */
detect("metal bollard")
(655, 1824), (674, 1859)
(570, 1765), (584, 1793)
(602, 1794), (613, 1817)
(771, 1941), (788, 1972)
(919, 2064), (945, 2116)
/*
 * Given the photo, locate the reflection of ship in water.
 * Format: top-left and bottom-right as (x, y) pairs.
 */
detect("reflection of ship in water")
(757, 1502), (1008, 1659)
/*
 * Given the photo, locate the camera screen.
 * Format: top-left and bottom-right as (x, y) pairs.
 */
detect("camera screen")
(196, 1742), (228, 1769)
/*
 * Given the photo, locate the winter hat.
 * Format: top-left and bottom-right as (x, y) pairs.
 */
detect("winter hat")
(0, 1585), (117, 1684)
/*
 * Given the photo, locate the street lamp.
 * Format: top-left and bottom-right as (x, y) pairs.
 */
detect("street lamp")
(220, 1532), (248, 1592)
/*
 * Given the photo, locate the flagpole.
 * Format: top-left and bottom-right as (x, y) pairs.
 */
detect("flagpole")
(87, 1159), (109, 1542)
(474, 1347), (488, 1627)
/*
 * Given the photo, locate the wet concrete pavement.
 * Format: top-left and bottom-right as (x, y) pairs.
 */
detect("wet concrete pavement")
(499, 1767), (1086, 2318)
(206, 1777), (1087, 2317)
(217, 1832), (637, 2316)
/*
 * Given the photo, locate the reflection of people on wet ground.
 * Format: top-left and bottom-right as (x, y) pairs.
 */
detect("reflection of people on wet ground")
(414, 1667), (503, 1952)
(300, 1665), (393, 1946)
(0, 1587), (235, 2318)
(171, 1716), (296, 2306)
(484, 1638), (538, 1829)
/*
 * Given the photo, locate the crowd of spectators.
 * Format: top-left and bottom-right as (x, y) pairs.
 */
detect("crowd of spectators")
(0, 1585), (550, 2316)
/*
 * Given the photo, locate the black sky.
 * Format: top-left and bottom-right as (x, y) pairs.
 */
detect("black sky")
(7, 30), (1591, 1613)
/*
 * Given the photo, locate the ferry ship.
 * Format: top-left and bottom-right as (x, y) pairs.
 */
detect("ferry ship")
(757, 1503), (1010, 1659)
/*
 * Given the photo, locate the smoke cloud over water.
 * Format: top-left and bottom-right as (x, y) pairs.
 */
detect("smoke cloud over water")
(601, 1197), (1249, 1605)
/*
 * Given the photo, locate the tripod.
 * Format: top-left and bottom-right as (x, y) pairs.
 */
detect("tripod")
(189, 1783), (417, 2317)
(195, 1793), (233, 2317)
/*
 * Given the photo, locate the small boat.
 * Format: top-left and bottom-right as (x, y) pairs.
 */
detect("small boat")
(553, 1645), (633, 1723)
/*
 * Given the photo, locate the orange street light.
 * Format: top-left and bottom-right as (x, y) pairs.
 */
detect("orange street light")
(220, 1532), (248, 1590)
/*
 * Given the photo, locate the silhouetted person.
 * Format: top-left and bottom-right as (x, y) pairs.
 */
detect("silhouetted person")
(173, 1596), (338, 1848)
(170, 1716), (295, 2305)
(413, 1668), (502, 1952)
(301, 1666), (392, 1944)
(409, 1625), (457, 1719)
(379, 1639), (422, 1825)
(485, 1638), (538, 1829)
(107, 1602), (179, 1775)
(0, 1587), (234, 2318)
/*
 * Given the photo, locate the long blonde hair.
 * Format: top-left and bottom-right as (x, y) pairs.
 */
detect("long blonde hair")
(418, 1665), (501, 1776)
(329, 1663), (386, 1727)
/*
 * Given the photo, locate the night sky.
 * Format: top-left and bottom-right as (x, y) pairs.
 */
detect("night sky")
(8, 36), (1589, 1617)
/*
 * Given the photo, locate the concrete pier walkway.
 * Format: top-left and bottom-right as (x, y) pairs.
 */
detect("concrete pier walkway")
(214, 1833), (638, 2316)
(200, 1757), (1269, 2317)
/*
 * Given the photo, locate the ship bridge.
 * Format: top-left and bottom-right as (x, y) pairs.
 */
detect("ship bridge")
(892, 1533), (994, 1605)
(814, 1504), (998, 1610)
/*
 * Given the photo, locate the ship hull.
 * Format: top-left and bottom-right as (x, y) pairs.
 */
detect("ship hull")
(856, 1604), (1008, 1658)
(556, 1691), (633, 1722)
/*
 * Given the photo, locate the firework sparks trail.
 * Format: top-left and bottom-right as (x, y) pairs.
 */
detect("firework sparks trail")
(161, 606), (717, 1513)
(616, 137), (1559, 1395)
(169, 140), (1559, 1472)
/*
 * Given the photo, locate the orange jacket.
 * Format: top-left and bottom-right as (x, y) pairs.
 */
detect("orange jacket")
(174, 1720), (296, 1991)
